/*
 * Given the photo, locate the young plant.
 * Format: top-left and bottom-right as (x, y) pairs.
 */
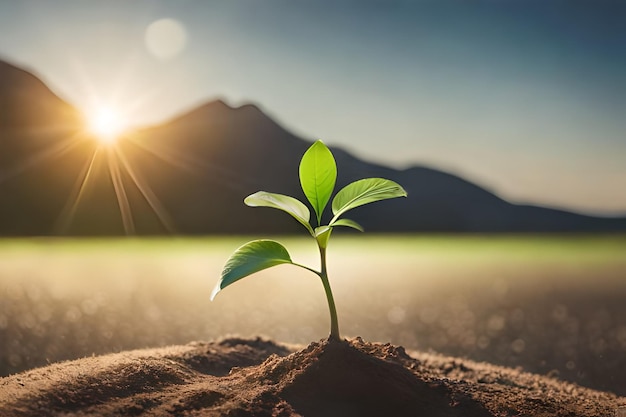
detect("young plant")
(210, 140), (406, 340)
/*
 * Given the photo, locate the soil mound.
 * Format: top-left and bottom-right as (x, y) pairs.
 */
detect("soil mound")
(0, 337), (623, 416)
(268, 338), (492, 417)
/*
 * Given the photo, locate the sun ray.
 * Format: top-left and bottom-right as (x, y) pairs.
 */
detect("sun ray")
(54, 147), (101, 234)
(0, 131), (85, 184)
(107, 150), (135, 235)
(125, 134), (253, 193)
(1, 55), (190, 235)
(114, 147), (176, 233)
(126, 136), (207, 173)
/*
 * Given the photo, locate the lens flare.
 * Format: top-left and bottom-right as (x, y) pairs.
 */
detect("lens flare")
(87, 107), (127, 145)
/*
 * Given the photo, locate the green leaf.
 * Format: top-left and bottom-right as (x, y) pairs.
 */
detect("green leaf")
(244, 191), (314, 235)
(299, 140), (337, 226)
(330, 218), (364, 232)
(211, 240), (293, 300)
(331, 178), (407, 221)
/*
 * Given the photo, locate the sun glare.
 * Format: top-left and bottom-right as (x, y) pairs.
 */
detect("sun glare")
(87, 107), (127, 145)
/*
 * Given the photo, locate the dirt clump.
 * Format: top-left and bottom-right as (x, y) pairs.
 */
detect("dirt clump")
(0, 337), (624, 416)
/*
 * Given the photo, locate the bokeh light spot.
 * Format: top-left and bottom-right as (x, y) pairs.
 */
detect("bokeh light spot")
(145, 18), (188, 60)
(387, 306), (406, 325)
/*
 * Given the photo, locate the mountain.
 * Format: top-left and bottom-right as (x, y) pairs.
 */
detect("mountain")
(0, 59), (625, 235)
(0, 60), (100, 235)
(0, 60), (81, 129)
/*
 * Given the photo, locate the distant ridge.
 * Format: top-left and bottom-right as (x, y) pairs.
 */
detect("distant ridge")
(0, 59), (80, 128)
(0, 58), (625, 235)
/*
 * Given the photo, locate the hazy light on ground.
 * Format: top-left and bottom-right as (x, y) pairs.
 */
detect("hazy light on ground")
(144, 19), (188, 60)
(1, 235), (625, 396)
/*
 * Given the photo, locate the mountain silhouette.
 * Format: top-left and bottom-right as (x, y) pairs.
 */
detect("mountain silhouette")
(0, 58), (625, 235)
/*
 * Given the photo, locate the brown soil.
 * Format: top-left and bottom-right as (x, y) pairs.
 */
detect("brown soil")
(0, 337), (624, 417)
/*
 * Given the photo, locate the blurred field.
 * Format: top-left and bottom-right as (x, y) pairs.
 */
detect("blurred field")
(1, 235), (625, 395)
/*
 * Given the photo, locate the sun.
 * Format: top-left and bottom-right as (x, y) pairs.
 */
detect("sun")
(87, 107), (128, 145)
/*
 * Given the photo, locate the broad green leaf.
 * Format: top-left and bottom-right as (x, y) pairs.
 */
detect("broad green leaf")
(299, 140), (337, 226)
(211, 240), (293, 300)
(244, 191), (313, 235)
(331, 178), (407, 221)
(330, 218), (364, 232)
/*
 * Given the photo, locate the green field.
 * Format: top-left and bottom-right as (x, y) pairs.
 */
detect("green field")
(1, 235), (625, 395)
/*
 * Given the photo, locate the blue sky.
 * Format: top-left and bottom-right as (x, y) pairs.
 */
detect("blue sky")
(0, 0), (624, 215)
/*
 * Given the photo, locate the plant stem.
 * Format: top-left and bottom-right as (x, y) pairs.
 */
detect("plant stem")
(318, 245), (340, 341)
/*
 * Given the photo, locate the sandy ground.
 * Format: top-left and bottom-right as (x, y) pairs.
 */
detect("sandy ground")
(1, 337), (624, 417)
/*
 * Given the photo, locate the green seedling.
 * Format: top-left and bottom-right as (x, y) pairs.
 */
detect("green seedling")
(211, 140), (407, 340)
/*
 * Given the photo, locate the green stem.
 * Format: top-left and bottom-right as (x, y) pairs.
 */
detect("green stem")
(318, 245), (340, 341)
